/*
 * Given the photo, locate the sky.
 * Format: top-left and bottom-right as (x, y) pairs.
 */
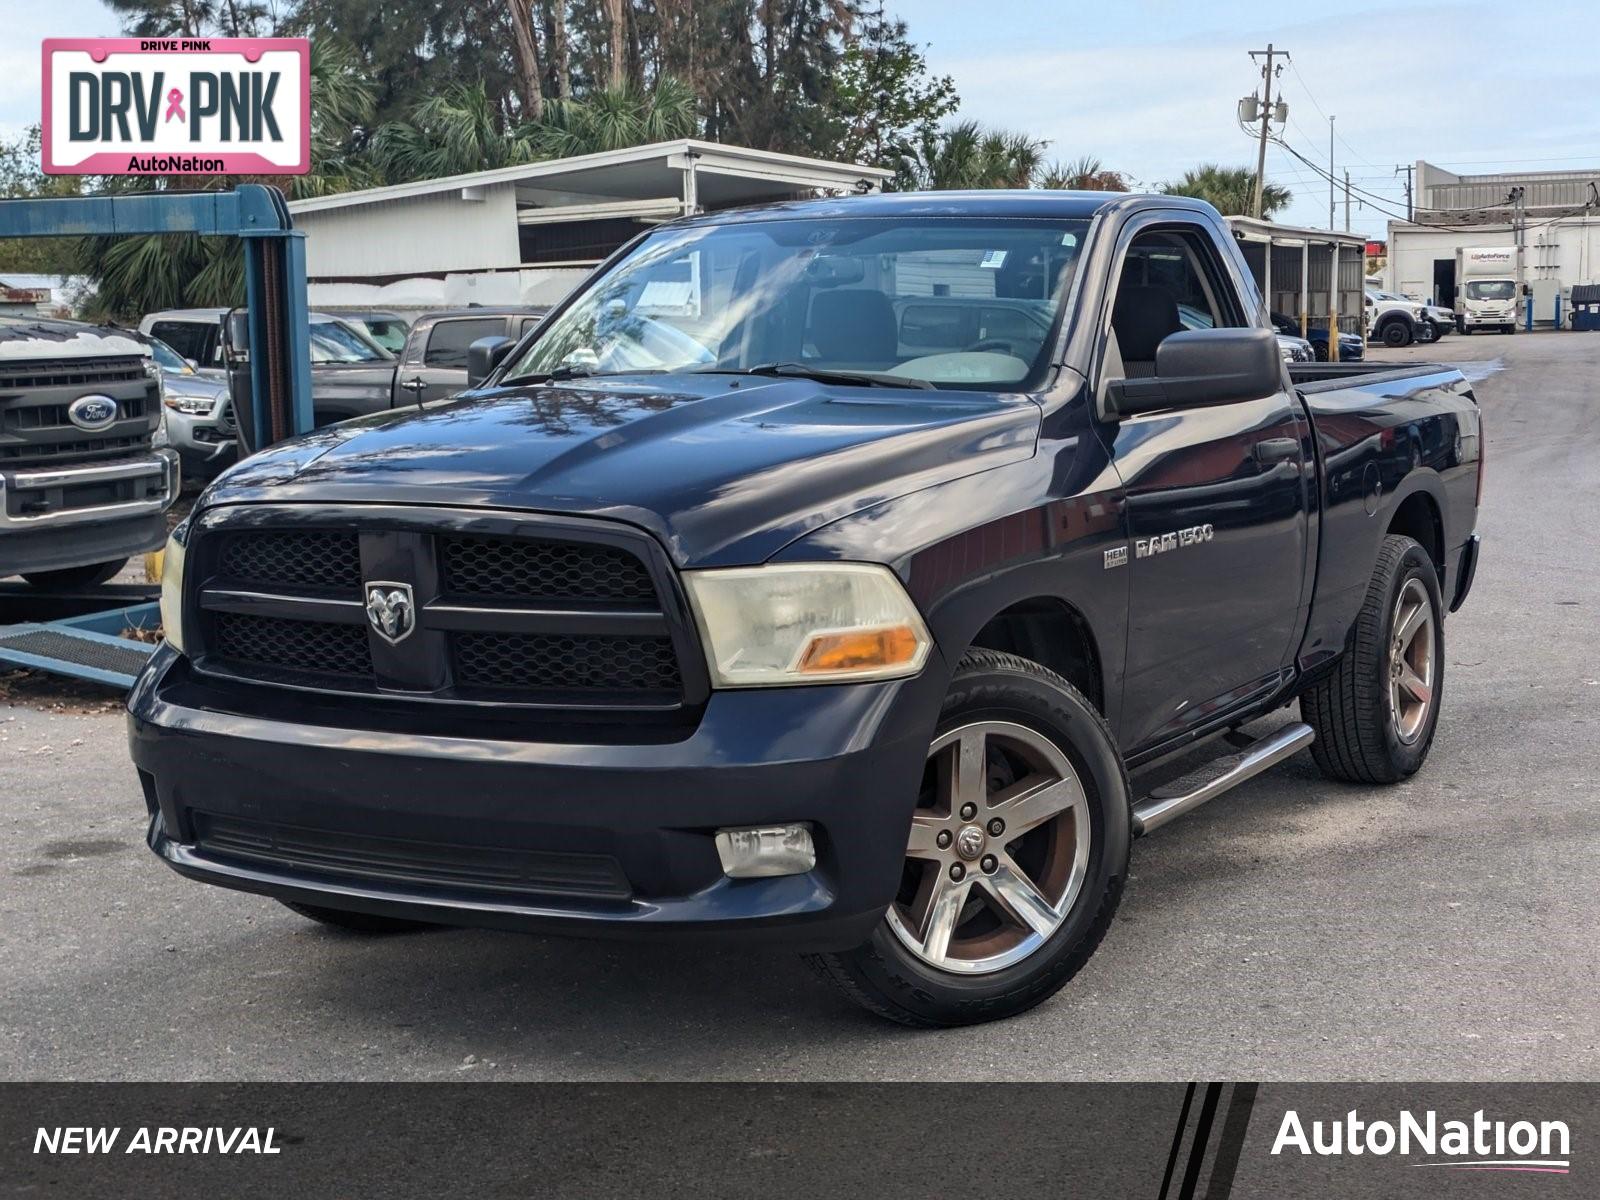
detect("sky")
(6, 0), (1598, 234)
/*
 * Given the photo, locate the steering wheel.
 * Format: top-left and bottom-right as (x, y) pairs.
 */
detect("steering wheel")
(963, 338), (1017, 355)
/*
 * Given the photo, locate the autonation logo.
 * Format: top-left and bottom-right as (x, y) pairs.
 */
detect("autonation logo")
(1272, 1108), (1571, 1175)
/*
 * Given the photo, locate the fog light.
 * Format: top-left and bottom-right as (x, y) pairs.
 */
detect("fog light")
(714, 824), (815, 878)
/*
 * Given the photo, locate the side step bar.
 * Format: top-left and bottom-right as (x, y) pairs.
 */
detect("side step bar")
(1131, 722), (1315, 837)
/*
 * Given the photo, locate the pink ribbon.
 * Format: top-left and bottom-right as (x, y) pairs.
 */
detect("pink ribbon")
(164, 88), (185, 123)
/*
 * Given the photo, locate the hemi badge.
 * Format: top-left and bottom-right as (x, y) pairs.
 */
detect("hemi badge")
(1103, 546), (1129, 569)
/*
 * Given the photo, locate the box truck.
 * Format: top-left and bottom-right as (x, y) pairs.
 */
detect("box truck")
(1456, 246), (1520, 334)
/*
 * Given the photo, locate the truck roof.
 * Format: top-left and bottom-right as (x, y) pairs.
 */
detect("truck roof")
(673, 189), (1221, 227)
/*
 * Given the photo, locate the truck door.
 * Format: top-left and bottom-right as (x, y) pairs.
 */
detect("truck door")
(395, 316), (508, 405)
(1100, 219), (1313, 752)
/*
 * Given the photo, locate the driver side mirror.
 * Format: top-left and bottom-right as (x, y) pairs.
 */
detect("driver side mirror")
(1104, 327), (1285, 418)
(466, 336), (515, 387)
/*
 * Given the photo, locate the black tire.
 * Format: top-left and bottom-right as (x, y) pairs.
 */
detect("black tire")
(21, 559), (126, 589)
(806, 649), (1130, 1027)
(1313, 341), (1329, 362)
(280, 900), (434, 934)
(1301, 535), (1444, 784)
(1380, 319), (1413, 348)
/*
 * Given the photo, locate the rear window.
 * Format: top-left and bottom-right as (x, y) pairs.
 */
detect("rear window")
(150, 320), (215, 365)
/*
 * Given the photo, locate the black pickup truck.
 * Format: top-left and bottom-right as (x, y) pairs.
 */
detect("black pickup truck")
(130, 193), (1482, 1027)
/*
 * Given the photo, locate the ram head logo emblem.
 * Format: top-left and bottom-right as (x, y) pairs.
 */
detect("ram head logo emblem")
(364, 581), (416, 645)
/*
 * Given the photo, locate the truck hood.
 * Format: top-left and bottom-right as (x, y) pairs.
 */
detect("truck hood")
(204, 374), (1041, 566)
(0, 320), (147, 359)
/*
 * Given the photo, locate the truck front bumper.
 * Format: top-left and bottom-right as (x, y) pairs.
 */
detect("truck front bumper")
(1, 451), (179, 576)
(127, 644), (947, 951)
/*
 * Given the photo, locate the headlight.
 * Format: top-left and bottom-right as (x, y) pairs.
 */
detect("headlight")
(163, 393), (215, 416)
(158, 522), (189, 654)
(683, 563), (931, 687)
(142, 356), (162, 381)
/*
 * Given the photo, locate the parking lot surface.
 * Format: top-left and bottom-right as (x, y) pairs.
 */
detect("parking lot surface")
(2, 333), (1596, 1081)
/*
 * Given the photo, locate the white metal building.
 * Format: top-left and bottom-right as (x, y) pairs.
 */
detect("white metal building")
(1386, 160), (1600, 325)
(287, 140), (894, 314)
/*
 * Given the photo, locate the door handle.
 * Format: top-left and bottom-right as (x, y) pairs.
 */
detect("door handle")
(1254, 437), (1300, 465)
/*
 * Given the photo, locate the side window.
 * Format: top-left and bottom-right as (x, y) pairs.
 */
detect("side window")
(1109, 227), (1245, 373)
(518, 316), (543, 338)
(423, 318), (504, 368)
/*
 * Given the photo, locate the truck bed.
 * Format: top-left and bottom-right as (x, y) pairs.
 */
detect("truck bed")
(1288, 361), (1454, 392)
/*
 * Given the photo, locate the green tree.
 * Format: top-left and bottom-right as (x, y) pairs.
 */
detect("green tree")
(1039, 156), (1128, 192)
(827, 2), (957, 169)
(1161, 164), (1290, 217)
(900, 120), (1046, 191)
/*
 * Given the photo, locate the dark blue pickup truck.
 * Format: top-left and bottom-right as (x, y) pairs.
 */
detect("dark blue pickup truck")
(129, 192), (1482, 1026)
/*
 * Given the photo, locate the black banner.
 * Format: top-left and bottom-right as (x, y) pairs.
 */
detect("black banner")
(3, 1083), (1589, 1197)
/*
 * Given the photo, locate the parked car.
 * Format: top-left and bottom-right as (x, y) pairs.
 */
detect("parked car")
(391, 308), (549, 405)
(1420, 302), (1456, 341)
(0, 316), (178, 586)
(1184, 302), (1309, 362)
(135, 192), (1483, 1027)
(141, 308), (399, 427)
(1364, 290), (1434, 348)
(131, 333), (235, 482)
(334, 310), (410, 356)
(1270, 313), (1365, 362)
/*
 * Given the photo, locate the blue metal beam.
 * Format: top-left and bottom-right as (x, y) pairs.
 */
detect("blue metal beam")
(0, 183), (291, 237)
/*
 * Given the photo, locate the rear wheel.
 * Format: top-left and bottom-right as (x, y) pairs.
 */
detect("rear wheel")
(1302, 534), (1444, 784)
(280, 900), (434, 934)
(21, 559), (126, 589)
(807, 650), (1130, 1027)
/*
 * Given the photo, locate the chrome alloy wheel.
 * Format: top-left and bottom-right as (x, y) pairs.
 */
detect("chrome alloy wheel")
(885, 720), (1091, 975)
(1388, 577), (1436, 745)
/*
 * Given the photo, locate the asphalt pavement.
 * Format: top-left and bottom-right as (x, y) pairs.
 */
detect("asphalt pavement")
(2, 331), (1596, 1081)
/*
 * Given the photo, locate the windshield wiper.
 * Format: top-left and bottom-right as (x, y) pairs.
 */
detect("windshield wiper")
(700, 362), (935, 390)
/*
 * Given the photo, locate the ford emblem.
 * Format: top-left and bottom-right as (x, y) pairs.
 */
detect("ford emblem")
(68, 394), (119, 432)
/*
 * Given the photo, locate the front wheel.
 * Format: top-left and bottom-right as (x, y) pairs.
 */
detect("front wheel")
(807, 650), (1130, 1027)
(1381, 320), (1413, 348)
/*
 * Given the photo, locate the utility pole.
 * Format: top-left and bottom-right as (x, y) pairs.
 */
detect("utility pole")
(1511, 185), (1527, 327)
(1246, 45), (1287, 219)
(1344, 170), (1352, 232)
(1328, 115), (1336, 230)
(1395, 164), (1414, 221)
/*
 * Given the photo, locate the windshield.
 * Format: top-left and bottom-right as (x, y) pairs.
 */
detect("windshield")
(501, 216), (1091, 390)
(348, 316), (408, 353)
(1466, 280), (1516, 301)
(308, 318), (390, 363)
(145, 337), (190, 372)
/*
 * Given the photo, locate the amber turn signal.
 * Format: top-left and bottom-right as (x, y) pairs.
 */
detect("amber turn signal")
(796, 625), (921, 675)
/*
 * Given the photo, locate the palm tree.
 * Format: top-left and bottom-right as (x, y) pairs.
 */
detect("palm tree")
(1160, 164), (1291, 218)
(1039, 155), (1128, 192)
(528, 77), (699, 159)
(900, 120), (1046, 191)
(370, 77), (699, 183)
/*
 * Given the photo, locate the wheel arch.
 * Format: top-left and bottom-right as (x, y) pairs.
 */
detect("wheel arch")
(960, 594), (1106, 716)
(1384, 482), (1445, 580)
